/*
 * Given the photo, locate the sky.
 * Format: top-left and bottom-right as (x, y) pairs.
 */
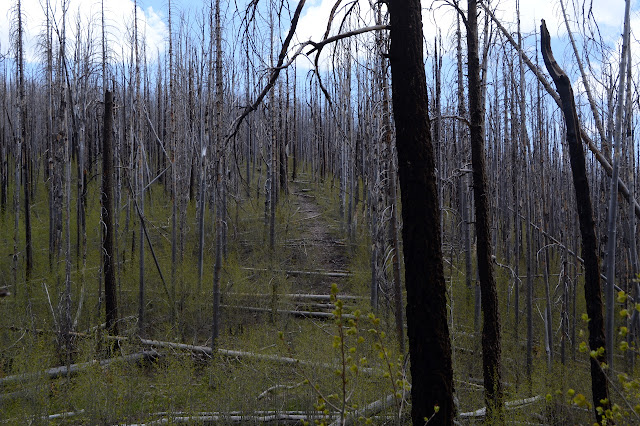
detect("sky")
(0, 0), (167, 63)
(0, 0), (637, 71)
(293, 0), (637, 53)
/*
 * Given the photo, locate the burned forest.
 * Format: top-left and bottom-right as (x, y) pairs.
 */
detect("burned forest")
(1, 0), (640, 424)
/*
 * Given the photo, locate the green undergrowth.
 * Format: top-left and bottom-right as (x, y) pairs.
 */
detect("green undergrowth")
(0, 164), (399, 424)
(2, 162), (639, 424)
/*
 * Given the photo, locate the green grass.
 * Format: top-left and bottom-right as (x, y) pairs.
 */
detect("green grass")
(1, 161), (639, 424)
(0, 163), (406, 424)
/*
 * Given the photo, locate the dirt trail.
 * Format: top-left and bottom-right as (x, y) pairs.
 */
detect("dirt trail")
(288, 176), (349, 293)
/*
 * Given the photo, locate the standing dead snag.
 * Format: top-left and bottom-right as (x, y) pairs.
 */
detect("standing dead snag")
(387, 0), (455, 423)
(16, 0), (32, 285)
(211, 0), (224, 350)
(540, 19), (610, 422)
(102, 90), (118, 338)
(466, 0), (504, 421)
(604, 0), (631, 371)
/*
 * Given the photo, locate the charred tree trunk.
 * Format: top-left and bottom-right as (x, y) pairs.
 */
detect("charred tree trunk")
(540, 19), (610, 422)
(456, 14), (472, 301)
(16, 0), (32, 284)
(211, 0), (223, 349)
(102, 90), (118, 337)
(466, 0), (504, 421)
(387, 1), (454, 423)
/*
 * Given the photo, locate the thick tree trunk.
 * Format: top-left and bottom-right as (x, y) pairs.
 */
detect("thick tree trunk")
(387, 1), (454, 423)
(540, 20), (610, 422)
(466, 0), (504, 421)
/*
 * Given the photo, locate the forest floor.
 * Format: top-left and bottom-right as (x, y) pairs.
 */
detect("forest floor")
(0, 169), (395, 425)
(287, 176), (349, 292)
(0, 168), (597, 425)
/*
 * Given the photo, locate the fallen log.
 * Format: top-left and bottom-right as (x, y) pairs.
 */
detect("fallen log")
(257, 382), (305, 400)
(48, 410), (86, 420)
(0, 338), (378, 397)
(284, 238), (348, 247)
(329, 389), (409, 426)
(221, 304), (356, 320)
(458, 395), (543, 418)
(226, 293), (364, 301)
(0, 351), (159, 387)
(1, 409), (87, 424)
(136, 339), (377, 375)
(131, 411), (332, 425)
(241, 267), (353, 278)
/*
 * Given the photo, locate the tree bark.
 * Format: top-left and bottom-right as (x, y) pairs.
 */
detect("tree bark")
(211, 0), (224, 349)
(387, 1), (454, 423)
(466, 0), (504, 421)
(102, 90), (118, 337)
(16, 0), (32, 284)
(540, 19), (610, 422)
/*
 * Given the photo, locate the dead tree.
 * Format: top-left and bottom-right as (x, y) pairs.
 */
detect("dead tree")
(134, 0), (146, 337)
(387, 1), (454, 423)
(102, 90), (118, 337)
(374, 4), (404, 353)
(15, 0), (32, 285)
(168, 0), (177, 323)
(540, 19), (610, 422)
(466, 0), (504, 420)
(455, 13), (473, 303)
(604, 0), (631, 370)
(211, 0), (224, 349)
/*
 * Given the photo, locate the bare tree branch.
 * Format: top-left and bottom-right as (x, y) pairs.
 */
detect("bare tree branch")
(225, 2), (388, 142)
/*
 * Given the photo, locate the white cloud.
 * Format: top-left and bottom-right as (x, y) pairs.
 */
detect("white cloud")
(292, 0), (376, 68)
(293, 0), (635, 48)
(294, 0), (331, 43)
(0, 0), (167, 65)
(292, 0), (554, 69)
(1, 0), (634, 71)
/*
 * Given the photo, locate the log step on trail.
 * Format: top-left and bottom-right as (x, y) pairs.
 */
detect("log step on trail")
(221, 304), (356, 320)
(130, 412), (329, 425)
(241, 267), (353, 278)
(226, 293), (365, 301)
